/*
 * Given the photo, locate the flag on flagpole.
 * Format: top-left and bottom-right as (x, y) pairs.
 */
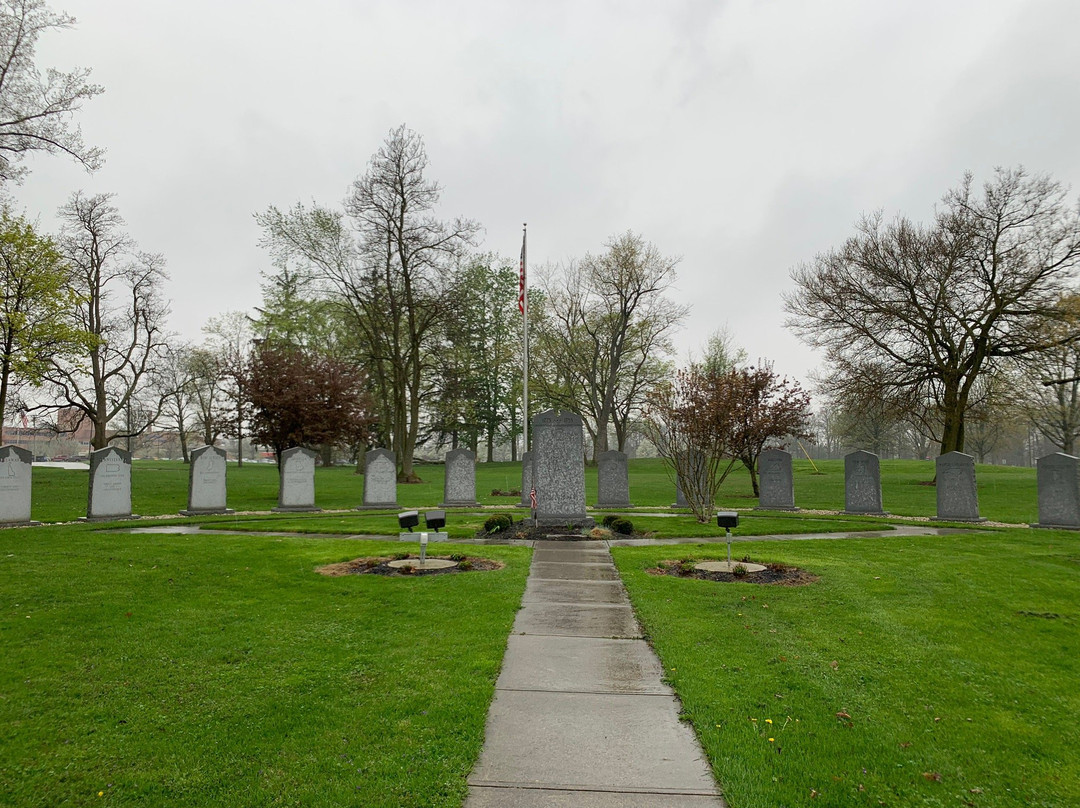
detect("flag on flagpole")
(518, 235), (526, 314)
(20, 410), (28, 428)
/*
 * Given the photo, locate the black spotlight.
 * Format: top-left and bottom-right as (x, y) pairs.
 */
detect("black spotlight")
(424, 509), (446, 531)
(716, 511), (739, 530)
(398, 510), (419, 531)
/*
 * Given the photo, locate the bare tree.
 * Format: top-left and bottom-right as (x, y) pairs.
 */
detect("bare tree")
(203, 312), (252, 465)
(786, 167), (1080, 455)
(42, 192), (168, 449)
(0, 0), (103, 183)
(533, 232), (685, 459)
(185, 345), (228, 448)
(257, 124), (478, 481)
(152, 341), (197, 462)
(1024, 295), (1080, 453)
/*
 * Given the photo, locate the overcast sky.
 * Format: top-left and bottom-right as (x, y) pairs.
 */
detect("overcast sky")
(13, 0), (1080, 385)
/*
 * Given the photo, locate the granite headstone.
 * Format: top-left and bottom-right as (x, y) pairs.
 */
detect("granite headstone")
(274, 446), (321, 512)
(671, 450), (706, 509)
(0, 445), (33, 525)
(843, 450), (886, 515)
(181, 444), (232, 515)
(441, 447), (478, 507)
(532, 409), (593, 527)
(935, 451), (984, 522)
(86, 446), (133, 520)
(1032, 452), (1080, 529)
(596, 449), (632, 508)
(756, 448), (798, 511)
(361, 448), (399, 508)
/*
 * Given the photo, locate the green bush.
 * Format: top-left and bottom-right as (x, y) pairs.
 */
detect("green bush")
(484, 514), (512, 533)
(610, 517), (634, 535)
(601, 514), (620, 527)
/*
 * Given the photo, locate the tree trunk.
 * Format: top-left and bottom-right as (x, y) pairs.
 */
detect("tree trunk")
(742, 457), (760, 497)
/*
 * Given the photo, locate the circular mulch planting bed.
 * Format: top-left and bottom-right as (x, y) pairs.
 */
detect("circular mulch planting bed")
(649, 557), (818, 586)
(316, 555), (503, 577)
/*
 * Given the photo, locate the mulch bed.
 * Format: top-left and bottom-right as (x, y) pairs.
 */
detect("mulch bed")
(316, 555), (504, 577)
(474, 525), (641, 542)
(649, 558), (818, 586)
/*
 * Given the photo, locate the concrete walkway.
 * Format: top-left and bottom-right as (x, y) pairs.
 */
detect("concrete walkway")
(465, 539), (725, 807)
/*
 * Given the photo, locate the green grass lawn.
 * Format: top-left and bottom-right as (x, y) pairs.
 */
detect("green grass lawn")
(27, 456), (1040, 524)
(0, 523), (531, 807)
(613, 528), (1080, 808)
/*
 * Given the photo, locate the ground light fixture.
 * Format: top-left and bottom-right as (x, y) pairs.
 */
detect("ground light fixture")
(398, 510), (420, 532)
(716, 511), (739, 563)
(424, 510), (446, 531)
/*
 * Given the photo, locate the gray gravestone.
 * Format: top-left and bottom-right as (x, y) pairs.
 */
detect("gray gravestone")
(1032, 452), (1080, 529)
(935, 451), (984, 522)
(273, 447), (321, 512)
(671, 450), (705, 509)
(756, 448), (798, 511)
(532, 409), (593, 527)
(519, 451), (534, 507)
(441, 448), (478, 507)
(672, 477), (688, 508)
(596, 450), (632, 508)
(844, 450), (886, 515)
(0, 445), (34, 525)
(86, 446), (133, 520)
(181, 444), (232, 515)
(361, 448), (398, 508)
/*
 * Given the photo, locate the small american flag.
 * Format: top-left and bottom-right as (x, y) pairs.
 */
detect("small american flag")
(529, 487), (537, 510)
(20, 411), (28, 428)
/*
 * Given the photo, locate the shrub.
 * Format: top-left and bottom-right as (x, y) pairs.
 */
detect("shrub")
(484, 514), (512, 533)
(601, 514), (620, 527)
(678, 560), (697, 575)
(610, 517), (634, 535)
(391, 551), (409, 560)
(398, 563), (415, 575)
(457, 560), (474, 571)
(448, 553), (467, 562)
(732, 564), (748, 578)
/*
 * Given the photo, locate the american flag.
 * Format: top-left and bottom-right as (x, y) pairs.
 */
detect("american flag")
(518, 229), (526, 314)
(529, 487), (537, 510)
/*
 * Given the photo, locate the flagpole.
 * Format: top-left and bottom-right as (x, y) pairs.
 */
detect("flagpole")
(521, 223), (529, 456)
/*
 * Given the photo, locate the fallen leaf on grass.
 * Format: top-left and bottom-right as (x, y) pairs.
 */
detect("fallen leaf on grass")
(836, 711), (851, 721)
(922, 772), (942, 782)
(829, 660), (839, 670)
(969, 787), (984, 794)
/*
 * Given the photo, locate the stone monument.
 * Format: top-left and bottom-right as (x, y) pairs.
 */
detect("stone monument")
(440, 447), (478, 507)
(756, 448), (798, 511)
(86, 446), (133, 520)
(0, 445), (34, 525)
(181, 444), (233, 515)
(843, 450), (886, 515)
(934, 451), (984, 522)
(1031, 452), (1080, 529)
(361, 448), (399, 509)
(273, 447), (321, 512)
(596, 449), (632, 508)
(519, 451), (534, 507)
(531, 409), (593, 527)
